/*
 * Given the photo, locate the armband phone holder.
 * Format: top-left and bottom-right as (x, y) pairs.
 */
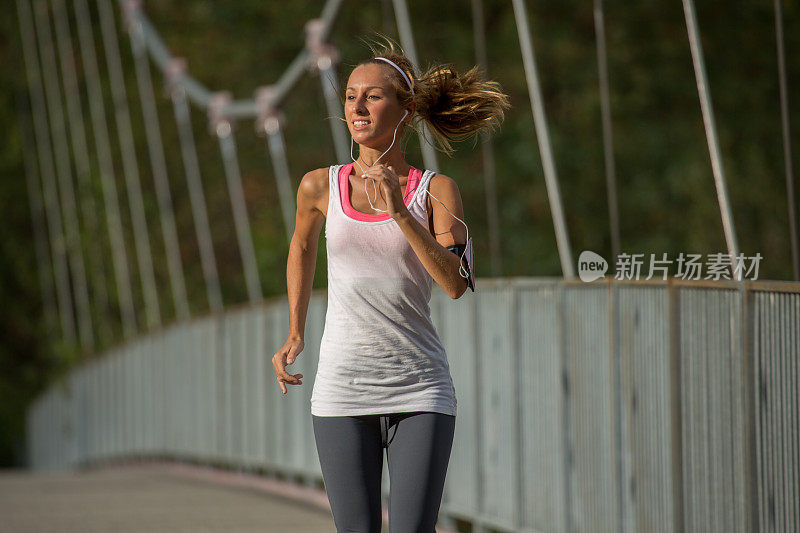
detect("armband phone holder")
(446, 239), (475, 292)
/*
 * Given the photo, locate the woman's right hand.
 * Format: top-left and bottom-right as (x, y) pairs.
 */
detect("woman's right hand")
(272, 337), (305, 394)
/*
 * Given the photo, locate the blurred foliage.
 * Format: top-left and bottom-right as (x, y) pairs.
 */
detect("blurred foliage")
(0, 0), (798, 466)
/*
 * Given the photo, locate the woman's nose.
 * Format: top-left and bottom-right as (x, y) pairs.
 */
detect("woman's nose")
(352, 94), (368, 112)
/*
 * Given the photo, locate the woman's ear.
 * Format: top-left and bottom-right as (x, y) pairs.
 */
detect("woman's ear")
(403, 102), (417, 122)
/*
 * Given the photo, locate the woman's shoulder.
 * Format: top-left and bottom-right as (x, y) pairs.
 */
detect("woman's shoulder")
(298, 167), (331, 215)
(427, 172), (458, 192)
(425, 172), (462, 231)
(425, 172), (460, 205)
(300, 166), (332, 191)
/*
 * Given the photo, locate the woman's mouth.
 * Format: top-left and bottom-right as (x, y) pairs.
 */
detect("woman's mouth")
(352, 120), (371, 131)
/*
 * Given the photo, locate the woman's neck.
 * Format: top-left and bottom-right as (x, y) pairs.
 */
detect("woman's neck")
(354, 144), (410, 174)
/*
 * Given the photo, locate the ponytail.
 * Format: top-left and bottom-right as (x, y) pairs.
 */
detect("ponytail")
(356, 35), (511, 156)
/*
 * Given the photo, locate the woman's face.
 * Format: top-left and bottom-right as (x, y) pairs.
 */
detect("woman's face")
(345, 63), (408, 149)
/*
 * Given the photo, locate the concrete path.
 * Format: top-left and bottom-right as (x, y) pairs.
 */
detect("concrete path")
(0, 463), (336, 532)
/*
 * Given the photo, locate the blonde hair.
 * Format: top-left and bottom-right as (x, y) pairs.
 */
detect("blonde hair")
(345, 34), (511, 157)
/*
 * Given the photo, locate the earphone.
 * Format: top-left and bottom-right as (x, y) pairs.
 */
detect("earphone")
(351, 109), (409, 209)
(349, 109), (475, 289)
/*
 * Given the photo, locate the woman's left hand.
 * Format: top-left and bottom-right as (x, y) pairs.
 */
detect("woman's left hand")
(360, 164), (408, 220)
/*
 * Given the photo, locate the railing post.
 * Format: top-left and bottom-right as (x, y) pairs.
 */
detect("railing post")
(741, 281), (759, 533)
(668, 278), (685, 532)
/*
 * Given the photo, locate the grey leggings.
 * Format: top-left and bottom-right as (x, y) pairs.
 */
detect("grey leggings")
(312, 411), (456, 533)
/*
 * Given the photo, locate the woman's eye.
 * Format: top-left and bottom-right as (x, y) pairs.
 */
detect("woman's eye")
(345, 94), (380, 101)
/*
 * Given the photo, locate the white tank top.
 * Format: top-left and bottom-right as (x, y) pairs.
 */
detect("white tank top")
(310, 163), (458, 417)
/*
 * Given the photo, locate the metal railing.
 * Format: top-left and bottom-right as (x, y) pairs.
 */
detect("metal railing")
(26, 277), (800, 532)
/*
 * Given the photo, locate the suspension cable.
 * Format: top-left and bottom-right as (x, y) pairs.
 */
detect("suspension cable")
(593, 0), (621, 273)
(256, 87), (296, 245)
(306, 19), (349, 164)
(391, 0), (440, 172)
(512, 0), (575, 279)
(682, 0), (740, 278)
(17, 0), (76, 343)
(471, 0), (503, 277)
(210, 93), (263, 303)
(166, 59), (224, 313)
(97, 0), (162, 326)
(125, 0), (191, 320)
(33, 0), (94, 351)
(118, 0), (343, 121)
(774, 0), (798, 281)
(74, 0), (137, 338)
(51, 0), (113, 347)
(16, 93), (58, 339)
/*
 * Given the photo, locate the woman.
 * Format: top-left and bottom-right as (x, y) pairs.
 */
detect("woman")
(272, 37), (509, 532)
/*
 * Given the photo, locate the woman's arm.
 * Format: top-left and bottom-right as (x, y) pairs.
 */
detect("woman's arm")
(394, 173), (470, 299)
(359, 165), (470, 299)
(286, 168), (327, 339)
(273, 168), (327, 394)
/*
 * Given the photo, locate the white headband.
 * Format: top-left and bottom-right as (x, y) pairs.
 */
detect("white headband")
(374, 57), (414, 96)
